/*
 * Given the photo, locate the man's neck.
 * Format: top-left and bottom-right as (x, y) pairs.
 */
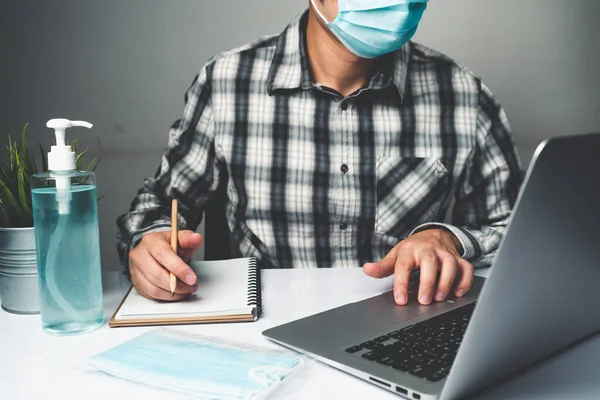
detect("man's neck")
(305, 10), (375, 98)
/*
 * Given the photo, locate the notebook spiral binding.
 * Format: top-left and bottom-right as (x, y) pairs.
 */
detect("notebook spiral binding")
(246, 258), (262, 318)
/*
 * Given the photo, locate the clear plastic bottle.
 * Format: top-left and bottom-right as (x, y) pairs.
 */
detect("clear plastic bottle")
(31, 119), (103, 335)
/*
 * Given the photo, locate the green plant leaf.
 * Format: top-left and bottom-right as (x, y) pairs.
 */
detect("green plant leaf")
(75, 148), (88, 164)
(7, 136), (15, 171)
(0, 200), (9, 227)
(17, 169), (33, 215)
(19, 123), (36, 175)
(97, 188), (118, 202)
(0, 179), (26, 221)
(17, 167), (27, 206)
(85, 156), (100, 172)
(0, 159), (8, 182)
(19, 123), (29, 157)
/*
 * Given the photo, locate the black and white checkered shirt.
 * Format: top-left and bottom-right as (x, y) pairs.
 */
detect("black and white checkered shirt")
(117, 11), (522, 270)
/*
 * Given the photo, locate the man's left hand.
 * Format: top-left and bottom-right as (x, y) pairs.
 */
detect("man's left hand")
(363, 228), (474, 306)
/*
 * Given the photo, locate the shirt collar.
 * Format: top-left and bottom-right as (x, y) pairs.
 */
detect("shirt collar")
(267, 11), (313, 94)
(267, 10), (412, 102)
(369, 43), (411, 100)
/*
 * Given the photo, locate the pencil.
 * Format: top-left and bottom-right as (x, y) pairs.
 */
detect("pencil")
(170, 199), (178, 297)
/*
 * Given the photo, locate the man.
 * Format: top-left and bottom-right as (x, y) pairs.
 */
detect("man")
(116, 0), (522, 307)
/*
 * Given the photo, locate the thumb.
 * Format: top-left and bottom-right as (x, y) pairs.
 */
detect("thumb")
(363, 247), (397, 278)
(176, 231), (204, 261)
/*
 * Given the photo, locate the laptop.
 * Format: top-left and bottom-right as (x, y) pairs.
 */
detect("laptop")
(262, 132), (600, 400)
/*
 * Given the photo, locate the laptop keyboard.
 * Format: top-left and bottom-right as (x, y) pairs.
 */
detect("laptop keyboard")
(345, 302), (476, 383)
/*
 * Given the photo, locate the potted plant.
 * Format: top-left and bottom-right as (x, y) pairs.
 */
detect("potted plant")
(0, 123), (101, 314)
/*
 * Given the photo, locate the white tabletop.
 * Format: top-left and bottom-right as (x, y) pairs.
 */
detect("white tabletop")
(0, 268), (403, 400)
(2, 267), (596, 400)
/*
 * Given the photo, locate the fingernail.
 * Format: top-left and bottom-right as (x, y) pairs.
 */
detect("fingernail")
(191, 284), (199, 293)
(420, 295), (431, 305)
(185, 274), (196, 285)
(435, 292), (446, 302)
(395, 293), (407, 304)
(456, 289), (465, 297)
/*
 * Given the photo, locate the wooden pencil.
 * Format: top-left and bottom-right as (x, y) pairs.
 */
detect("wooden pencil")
(170, 199), (178, 297)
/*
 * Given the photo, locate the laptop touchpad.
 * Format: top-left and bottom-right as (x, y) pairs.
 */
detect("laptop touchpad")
(359, 290), (433, 321)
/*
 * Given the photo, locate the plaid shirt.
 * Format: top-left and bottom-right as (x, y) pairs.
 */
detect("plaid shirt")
(116, 11), (522, 270)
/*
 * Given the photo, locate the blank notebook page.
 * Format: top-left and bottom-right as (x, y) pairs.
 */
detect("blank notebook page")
(115, 258), (254, 320)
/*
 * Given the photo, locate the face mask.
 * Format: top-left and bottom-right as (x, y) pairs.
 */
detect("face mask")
(86, 329), (305, 400)
(311, 0), (428, 59)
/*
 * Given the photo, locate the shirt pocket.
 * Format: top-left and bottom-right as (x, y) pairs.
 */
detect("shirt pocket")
(375, 157), (451, 238)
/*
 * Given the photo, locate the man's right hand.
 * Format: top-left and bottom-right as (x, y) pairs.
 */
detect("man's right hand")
(129, 230), (204, 301)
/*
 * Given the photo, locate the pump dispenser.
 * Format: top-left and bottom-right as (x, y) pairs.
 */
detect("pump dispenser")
(46, 119), (93, 214)
(46, 119), (92, 170)
(31, 118), (103, 335)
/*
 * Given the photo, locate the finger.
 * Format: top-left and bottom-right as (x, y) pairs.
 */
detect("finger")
(434, 253), (458, 302)
(417, 250), (440, 305)
(172, 276), (200, 294)
(454, 258), (475, 297)
(393, 250), (417, 305)
(135, 246), (197, 294)
(363, 247), (398, 278)
(178, 231), (204, 261)
(131, 264), (191, 301)
(149, 241), (197, 285)
(131, 266), (190, 301)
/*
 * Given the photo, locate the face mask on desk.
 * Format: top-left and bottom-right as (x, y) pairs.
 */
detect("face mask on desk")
(311, 0), (428, 59)
(86, 329), (305, 400)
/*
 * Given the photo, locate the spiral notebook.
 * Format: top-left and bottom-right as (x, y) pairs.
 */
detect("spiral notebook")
(109, 258), (261, 327)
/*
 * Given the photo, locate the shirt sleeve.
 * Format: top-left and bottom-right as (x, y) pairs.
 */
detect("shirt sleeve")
(411, 82), (523, 268)
(116, 63), (222, 272)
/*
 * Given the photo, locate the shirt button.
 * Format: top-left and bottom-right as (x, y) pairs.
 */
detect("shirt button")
(341, 102), (348, 111)
(340, 164), (349, 174)
(339, 223), (348, 230)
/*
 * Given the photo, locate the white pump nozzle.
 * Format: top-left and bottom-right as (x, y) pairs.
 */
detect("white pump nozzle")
(46, 118), (93, 171)
(46, 118), (93, 214)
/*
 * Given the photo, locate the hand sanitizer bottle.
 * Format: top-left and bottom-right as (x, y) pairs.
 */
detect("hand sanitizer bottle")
(31, 118), (103, 335)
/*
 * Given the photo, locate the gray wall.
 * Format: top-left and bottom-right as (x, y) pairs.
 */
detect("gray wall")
(2, 0), (599, 271)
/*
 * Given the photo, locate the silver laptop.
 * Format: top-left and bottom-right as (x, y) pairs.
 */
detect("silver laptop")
(262, 132), (600, 400)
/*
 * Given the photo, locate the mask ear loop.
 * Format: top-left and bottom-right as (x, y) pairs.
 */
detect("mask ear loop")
(310, 0), (330, 25)
(250, 366), (296, 389)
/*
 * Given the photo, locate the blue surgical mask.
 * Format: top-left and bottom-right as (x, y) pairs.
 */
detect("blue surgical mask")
(86, 329), (305, 400)
(311, 0), (428, 59)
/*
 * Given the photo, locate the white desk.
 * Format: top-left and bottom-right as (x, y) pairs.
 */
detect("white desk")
(1, 268), (598, 400)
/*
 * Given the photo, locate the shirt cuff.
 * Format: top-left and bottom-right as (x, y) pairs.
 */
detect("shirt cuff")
(123, 223), (172, 273)
(409, 223), (480, 261)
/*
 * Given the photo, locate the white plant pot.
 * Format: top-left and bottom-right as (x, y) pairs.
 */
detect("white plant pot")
(0, 227), (40, 314)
